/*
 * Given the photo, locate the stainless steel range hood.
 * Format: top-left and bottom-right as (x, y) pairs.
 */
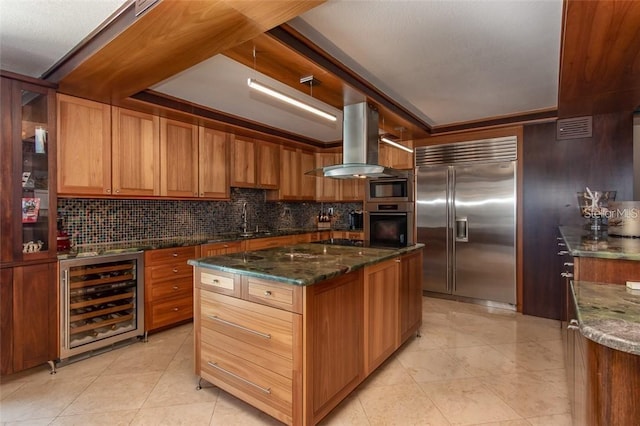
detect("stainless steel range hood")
(306, 102), (404, 179)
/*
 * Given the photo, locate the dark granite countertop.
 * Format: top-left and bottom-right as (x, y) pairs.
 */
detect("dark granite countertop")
(559, 226), (640, 260)
(57, 228), (329, 259)
(571, 281), (640, 355)
(188, 243), (424, 286)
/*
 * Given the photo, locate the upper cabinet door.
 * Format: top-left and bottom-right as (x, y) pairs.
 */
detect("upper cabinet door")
(57, 94), (111, 195)
(379, 140), (414, 170)
(230, 136), (256, 188)
(256, 140), (280, 189)
(315, 153), (340, 201)
(199, 127), (230, 199)
(160, 118), (198, 198)
(112, 107), (160, 197)
(299, 150), (316, 200)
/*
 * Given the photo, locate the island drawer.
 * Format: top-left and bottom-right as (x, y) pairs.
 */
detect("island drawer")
(196, 269), (241, 298)
(200, 340), (293, 424)
(242, 277), (303, 313)
(200, 291), (295, 360)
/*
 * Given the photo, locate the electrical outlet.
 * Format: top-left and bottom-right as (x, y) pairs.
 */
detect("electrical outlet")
(328, 207), (334, 216)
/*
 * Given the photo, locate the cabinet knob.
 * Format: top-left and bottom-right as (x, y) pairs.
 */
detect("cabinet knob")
(200, 193), (204, 196)
(172, 286), (179, 290)
(172, 268), (178, 273)
(264, 290), (272, 296)
(557, 250), (569, 255)
(115, 189), (120, 193)
(194, 192), (198, 196)
(172, 307), (179, 311)
(172, 253), (178, 257)
(105, 189), (111, 194)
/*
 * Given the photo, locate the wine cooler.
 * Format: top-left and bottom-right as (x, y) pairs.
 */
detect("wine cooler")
(59, 252), (145, 361)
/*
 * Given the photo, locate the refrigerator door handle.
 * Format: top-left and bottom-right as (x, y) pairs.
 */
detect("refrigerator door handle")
(455, 217), (468, 242)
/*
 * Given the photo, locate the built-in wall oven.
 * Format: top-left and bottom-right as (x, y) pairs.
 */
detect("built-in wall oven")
(365, 201), (414, 247)
(59, 251), (145, 364)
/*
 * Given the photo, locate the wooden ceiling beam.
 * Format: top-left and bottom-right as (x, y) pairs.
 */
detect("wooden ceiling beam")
(558, 0), (640, 117)
(56, 0), (324, 104)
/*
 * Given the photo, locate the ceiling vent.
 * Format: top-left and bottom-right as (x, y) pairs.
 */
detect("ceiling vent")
(557, 116), (593, 140)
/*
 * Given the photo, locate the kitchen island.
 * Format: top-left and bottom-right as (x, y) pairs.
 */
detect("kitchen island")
(188, 243), (424, 425)
(559, 227), (640, 425)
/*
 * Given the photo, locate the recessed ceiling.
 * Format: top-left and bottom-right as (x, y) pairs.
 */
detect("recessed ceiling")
(0, 0), (128, 77)
(0, 0), (563, 141)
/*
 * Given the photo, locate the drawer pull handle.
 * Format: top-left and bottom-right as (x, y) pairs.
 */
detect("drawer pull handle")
(557, 250), (568, 255)
(172, 286), (179, 290)
(172, 253), (179, 257)
(213, 279), (220, 284)
(264, 290), (272, 296)
(207, 362), (271, 394)
(568, 319), (579, 330)
(561, 272), (574, 278)
(207, 315), (271, 339)
(173, 268), (178, 273)
(564, 262), (574, 267)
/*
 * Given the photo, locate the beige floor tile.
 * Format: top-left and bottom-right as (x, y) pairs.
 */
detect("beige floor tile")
(357, 382), (450, 425)
(50, 410), (138, 425)
(0, 380), (27, 402)
(465, 420), (531, 426)
(61, 371), (162, 416)
(142, 367), (218, 408)
(419, 378), (522, 425)
(318, 392), (370, 426)
(132, 402), (215, 425)
(101, 341), (180, 376)
(54, 349), (121, 381)
(359, 356), (415, 388)
(490, 341), (564, 372)
(441, 345), (519, 377)
(416, 329), (488, 349)
(481, 370), (570, 418)
(526, 413), (572, 426)
(208, 392), (283, 426)
(4, 417), (56, 425)
(397, 348), (474, 382)
(0, 376), (95, 423)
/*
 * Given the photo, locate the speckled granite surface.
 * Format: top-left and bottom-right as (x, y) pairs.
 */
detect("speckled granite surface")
(57, 228), (325, 259)
(188, 243), (424, 286)
(571, 281), (640, 355)
(559, 226), (640, 260)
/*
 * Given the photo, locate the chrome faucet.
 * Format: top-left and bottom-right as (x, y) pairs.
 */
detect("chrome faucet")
(241, 202), (250, 236)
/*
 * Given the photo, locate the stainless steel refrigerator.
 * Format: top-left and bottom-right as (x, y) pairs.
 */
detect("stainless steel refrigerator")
(415, 137), (516, 307)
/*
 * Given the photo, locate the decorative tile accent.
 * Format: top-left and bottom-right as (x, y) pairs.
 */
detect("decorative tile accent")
(57, 188), (361, 245)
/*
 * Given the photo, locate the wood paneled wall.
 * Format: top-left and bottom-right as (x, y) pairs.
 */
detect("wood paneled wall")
(522, 111), (634, 319)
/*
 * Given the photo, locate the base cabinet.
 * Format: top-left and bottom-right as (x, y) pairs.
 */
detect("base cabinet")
(144, 246), (198, 332)
(0, 262), (57, 375)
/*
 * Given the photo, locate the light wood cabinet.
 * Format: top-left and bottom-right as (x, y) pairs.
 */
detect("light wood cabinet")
(201, 241), (243, 257)
(399, 250), (423, 342)
(245, 235), (293, 251)
(160, 118), (198, 198)
(331, 231), (364, 240)
(378, 140), (414, 170)
(364, 258), (399, 374)
(340, 177), (365, 202)
(231, 137), (280, 189)
(257, 140), (280, 189)
(300, 150), (316, 199)
(144, 245), (198, 332)
(111, 107), (160, 196)
(57, 94), (111, 195)
(268, 147), (315, 201)
(198, 127), (230, 199)
(314, 153), (340, 201)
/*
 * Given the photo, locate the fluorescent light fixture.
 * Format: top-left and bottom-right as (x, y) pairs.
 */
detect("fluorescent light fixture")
(380, 136), (414, 153)
(247, 78), (337, 122)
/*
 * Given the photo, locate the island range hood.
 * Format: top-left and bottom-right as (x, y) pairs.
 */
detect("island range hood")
(306, 102), (405, 179)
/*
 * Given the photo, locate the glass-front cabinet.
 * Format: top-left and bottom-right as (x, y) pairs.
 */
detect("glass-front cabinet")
(1, 77), (57, 263)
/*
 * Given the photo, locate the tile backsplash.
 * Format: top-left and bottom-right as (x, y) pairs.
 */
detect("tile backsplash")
(57, 188), (362, 245)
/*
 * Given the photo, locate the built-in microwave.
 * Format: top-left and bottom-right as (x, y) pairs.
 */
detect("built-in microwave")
(365, 202), (414, 247)
(365, 172), (414, 203)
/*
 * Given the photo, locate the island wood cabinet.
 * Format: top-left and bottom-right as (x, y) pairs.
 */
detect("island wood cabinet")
(144, 245), (199, 332)
(230, 136), (279, 189)
(1, 77), (58, 375)
(193, 248), (423, 425)
(267, 146), (315, 201)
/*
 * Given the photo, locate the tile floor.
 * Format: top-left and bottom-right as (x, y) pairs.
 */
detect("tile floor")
(0, 297), (571, 425)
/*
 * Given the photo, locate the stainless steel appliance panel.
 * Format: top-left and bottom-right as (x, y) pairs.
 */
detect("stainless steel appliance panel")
(416, 166), (449, 294)
(452, 162), (516, 304)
